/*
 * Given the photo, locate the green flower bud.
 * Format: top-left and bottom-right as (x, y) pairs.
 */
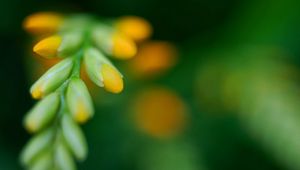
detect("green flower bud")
(55, 142), (76, 170)
(30, 58), (73, 99)
(20, 128), (54, 166)
(67, 78), (94, 124)
(92, 24), (137, 59)
(29, 150), (52, 170)
(61, 114), (88, 161)
(92, 24), (112, 53)
(58, 31), (83, 57)
(83, 47), (105, 87)
(24, 93), (60, 133)
(84, 47), (122, 87)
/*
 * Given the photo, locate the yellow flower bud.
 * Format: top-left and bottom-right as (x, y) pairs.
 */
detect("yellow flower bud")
(67, 78), (94, 124)
(101, 64), (124, 93)
(33, 35), (62, 58)
(116, 16), (152, 42)
(112, 32), (137, 59)
(92, 26), (136, 59)
(23, 12), (63, 35)
(24, 93), (60, 133)
(84, 47), (124, 94)
(30, 58), (73, 99)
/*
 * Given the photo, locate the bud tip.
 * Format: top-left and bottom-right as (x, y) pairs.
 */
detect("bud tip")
(112, 33), (137, 59)
(31, 88), (43, 99)
(101, 64), (123, 93)
(75, 104), (90, 123)
(33, 35), (62, 58)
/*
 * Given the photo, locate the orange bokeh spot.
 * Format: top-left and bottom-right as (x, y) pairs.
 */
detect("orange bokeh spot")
(129, 41), (177, 78)
(132, 87), (188, 139)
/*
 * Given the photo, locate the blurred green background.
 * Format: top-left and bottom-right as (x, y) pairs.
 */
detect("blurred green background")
(1, 0), (300, 170)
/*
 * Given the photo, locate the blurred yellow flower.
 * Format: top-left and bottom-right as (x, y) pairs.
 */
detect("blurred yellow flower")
(129, 41), (177, 78)
(23, 12), (63, 35)
(131, 87), (188, 139)
(116, 16), (152, 42)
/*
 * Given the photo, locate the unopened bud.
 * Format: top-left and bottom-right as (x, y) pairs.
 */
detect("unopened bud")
(67, 78), (94, 124)
(101, 64), (124, 93)
(84, 47), (109, 86)
(61, 114), (88, 161)
(20, 128), (54, 166)
(55, 141), (76, 170)
(33, 35), (62, 58)
(30, 58), (73, 99)
(111, 32), (137, 59)
(58, 32), (83, 57)
(84, 48), (123, 93)
(29, 150), (52, 170)
(24, 93), (59, 133)
(92, 26), (137, 59)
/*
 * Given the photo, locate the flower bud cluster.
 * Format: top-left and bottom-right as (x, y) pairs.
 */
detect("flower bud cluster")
(21, 12), (152, 170)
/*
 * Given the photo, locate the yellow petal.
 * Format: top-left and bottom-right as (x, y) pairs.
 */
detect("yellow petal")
(33, 35), (62, 58)
(23, 12), (63, 35)
(116, 16), (152, 42)
(112, 33), (137, 59)
(101, 64), (123, 93)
